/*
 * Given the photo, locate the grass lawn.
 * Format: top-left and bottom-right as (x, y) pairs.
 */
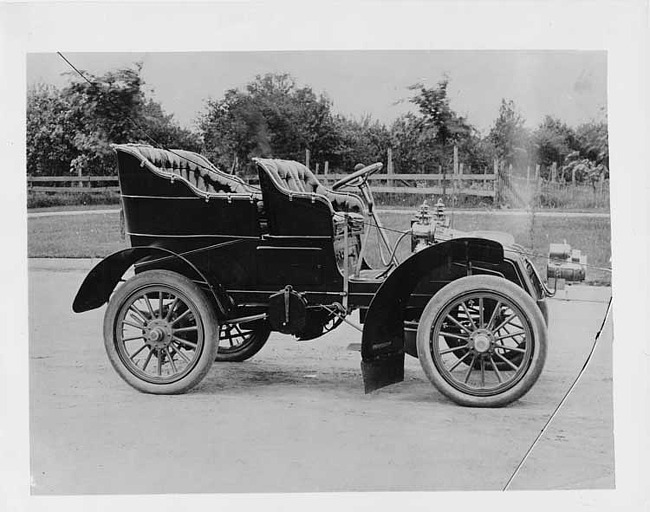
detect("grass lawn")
(373, 212), (611, 285)
(28, 212), (127, 258)
(28, 210), (612, 285)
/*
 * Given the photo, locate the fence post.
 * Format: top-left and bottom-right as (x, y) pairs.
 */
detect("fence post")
(77, 167), (84, 188)
(453, 145), (459, 199)
(305, 149), (310, 169)
(324, 161), (329, 176)
(599, 173), (605, 195)
(387, 148), (394, 187)
(442, 165), (447, 197)
(493, 159), (499, 206)
(551, 162), (557, 183)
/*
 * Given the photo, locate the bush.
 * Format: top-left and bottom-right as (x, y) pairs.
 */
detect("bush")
(27, 190), (121, 209)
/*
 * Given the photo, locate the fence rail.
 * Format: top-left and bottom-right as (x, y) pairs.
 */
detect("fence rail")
(26, 170), (607, 206)
(27, 176), (119, 193)
(318, 173), (496, 181)
(27, 173), (497, 197)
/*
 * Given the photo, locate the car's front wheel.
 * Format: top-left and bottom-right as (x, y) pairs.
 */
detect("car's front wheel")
(416, 275), (547, 407)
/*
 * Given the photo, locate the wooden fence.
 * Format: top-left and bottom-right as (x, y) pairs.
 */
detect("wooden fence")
(26, 164), (608, 208)
(27, 175), (120, 193)
(26, 172), (497, 198)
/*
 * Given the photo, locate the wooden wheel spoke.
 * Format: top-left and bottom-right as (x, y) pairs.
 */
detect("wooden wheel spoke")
(173, 326), (198, 334)
(494, 351), (520, 371)
(494, 331), (525, 342)
(142, 349), (154, 371)
(158, 292), (164, 318)
(172, 335), (197, 349)
(478, 298), (484, 328)
(170, 343), (191, 364)
(128, 306), (149, 324)
(157, 350), (162, 376)
(439, 331), (470, 341)
(170, 308), (191, 326)
(129, 343), (148, 361)
(445, 314), (473, 335)
(143, 294), (156, 319)
(439, 343), (469, 355)
(165, 297), (179, 321)
(164, 348), (178, 374)
(122, 334), (145, 342)
(480, 357), (486, 387)
(488, 356), (503, 383)
(486, 301), (501, 330)
(464, 354), (477, 383)
(493, 313), (518, 334)
(447, 351), (471, 372)
(123, 319), (145, 330)
(494, 343), (526, 353)
(461, 302), (477, 331)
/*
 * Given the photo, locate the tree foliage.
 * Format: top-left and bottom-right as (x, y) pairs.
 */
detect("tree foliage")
(488, 99), (530, 167)
(27, 65), (199, 176)
(198, 73), (339, 173)
(333, 115), (391, 170)
(388, 79), (479, 173)
(27, 67), (609, 187)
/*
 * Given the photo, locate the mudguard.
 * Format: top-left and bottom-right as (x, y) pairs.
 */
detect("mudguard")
(72, 246), (231, 315)
(360, 237), (504, 393)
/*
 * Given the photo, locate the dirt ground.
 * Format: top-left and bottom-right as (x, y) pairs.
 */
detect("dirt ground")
(28, 259), (614, 495)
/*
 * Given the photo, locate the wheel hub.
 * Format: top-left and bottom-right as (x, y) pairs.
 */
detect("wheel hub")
(144, 319), (172, 348)
(470, 329), (493, 354)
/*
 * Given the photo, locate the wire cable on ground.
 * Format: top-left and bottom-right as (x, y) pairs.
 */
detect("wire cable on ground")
(502, 294), (613, 490)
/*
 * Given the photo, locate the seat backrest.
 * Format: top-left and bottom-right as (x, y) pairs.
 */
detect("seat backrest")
(255, 158), (363, 213)
(114, 144), (257, 197)
(254, 158), (336, 237)
(258, 159), (322, 194)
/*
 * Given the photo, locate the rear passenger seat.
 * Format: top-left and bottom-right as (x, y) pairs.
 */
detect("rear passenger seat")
(114, 144), (260, 198)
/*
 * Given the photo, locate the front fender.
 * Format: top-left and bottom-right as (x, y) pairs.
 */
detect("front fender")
(72, 246), (231, 315)
(360, 237), (504, 393)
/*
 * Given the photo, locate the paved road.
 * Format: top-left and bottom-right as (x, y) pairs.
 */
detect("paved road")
(28, 207), (611, 218)
(28, 259), (614, 494)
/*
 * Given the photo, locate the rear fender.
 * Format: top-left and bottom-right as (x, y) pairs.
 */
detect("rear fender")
(72, 246), (232, 316)
(360, 237), (504, 393)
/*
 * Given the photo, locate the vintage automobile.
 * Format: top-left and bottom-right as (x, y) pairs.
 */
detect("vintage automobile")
(73, 144), (552, 407)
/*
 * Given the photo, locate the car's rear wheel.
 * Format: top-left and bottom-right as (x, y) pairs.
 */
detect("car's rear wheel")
(416, 275), (547, 407)
(103, 270), (218, 394)
(215, 320), (271, 362)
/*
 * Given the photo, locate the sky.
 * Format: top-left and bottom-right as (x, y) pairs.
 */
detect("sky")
(27, 51), (607, 135)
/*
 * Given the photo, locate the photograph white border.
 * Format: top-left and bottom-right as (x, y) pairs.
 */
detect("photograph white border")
(1, 1), (648, 511)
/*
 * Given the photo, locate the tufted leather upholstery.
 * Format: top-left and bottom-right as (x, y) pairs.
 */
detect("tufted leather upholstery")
(254, 158), (364, 214)
(115, 144), (259, 197)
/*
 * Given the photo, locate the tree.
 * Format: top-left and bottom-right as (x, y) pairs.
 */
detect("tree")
(26, 84), (78, 176)
(575, 120), (608, 172)
(26, 64), (199, 176)
(198, 73), (339, 172)
(332, 115), (391, 171)
(391, 78), (478, 173)
(530, 115), (579, 173)
(488, 99), (530, 167)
